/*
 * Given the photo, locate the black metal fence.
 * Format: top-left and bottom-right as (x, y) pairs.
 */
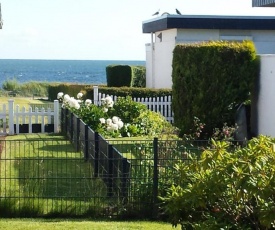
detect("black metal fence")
(0, 137), (107, 218)
(59, 108), (210, 219)
(0, 108), (220, 219)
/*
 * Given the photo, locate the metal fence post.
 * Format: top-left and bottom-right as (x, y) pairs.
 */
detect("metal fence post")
(84, 124), (89, 161)
(60, 108), (64, 133)
(122, 157), (130, 203)
(153, 137), (159, 219)
(76, 117), (80, 152)
(94, 132), (99, 177)
(70, 111), (73, 142)
(107, 144), (113, 197)
(64, 108), (69, 136)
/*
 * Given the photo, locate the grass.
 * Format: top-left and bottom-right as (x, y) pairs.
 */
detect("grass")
(0, 134), (107, 217)
(0, 96), (50, 108)
(0, 219), (179, 230)
(1, 80), (50, 98)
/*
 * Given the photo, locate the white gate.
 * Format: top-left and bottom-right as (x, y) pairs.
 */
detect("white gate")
(0, 100), (59, 135)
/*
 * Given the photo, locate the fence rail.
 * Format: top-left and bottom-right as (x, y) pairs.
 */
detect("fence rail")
(92, 86), (174, 123)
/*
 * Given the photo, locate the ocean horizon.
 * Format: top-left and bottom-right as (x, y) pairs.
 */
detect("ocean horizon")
(0, 59), (145, 88)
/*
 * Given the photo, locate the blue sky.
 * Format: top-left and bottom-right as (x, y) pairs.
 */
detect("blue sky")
(0, 0), (274, 61)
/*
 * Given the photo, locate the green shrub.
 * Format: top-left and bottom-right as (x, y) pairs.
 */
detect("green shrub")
(60, 93), (175, 138)
(84, 86), (171, 99)
(172, 40), (260, 138)
(131, 110), (172, 137)
(2, 79), (50, 97)
(132, 66), (146, 87)
(2, 77), (19, 91)
(109, 96), (147, 124)
(106, 65), (132, 87)
(48, 83), (91, 101)
(161, 135), (275, 229)
(19, 82), (49, 97)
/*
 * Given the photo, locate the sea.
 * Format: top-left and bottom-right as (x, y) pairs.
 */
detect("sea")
(0, 59), (145, 88)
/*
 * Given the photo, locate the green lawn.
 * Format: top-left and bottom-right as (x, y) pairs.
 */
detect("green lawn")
(1, 134), (107, 217)
(0, 219), (178, 230)
(0, 96), (48, 107)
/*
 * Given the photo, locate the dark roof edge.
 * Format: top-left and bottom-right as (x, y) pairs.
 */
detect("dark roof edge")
(142, 14), (275, 33)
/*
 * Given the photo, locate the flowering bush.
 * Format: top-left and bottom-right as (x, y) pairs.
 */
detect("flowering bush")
(57, 92), (176, 138)
(58, 92), (124, 138)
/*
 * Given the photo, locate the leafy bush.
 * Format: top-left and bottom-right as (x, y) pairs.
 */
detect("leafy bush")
(58, 93), (175, 138)
(109, 96), (147, 124)
(161, 135), (275, 229)
(2, 79), (50, 97)
(2, 77), (19, 91)
(84, 86), (172, 99)
(172, 40), (259, 138)
(132, 66), (146, 87)
(106, 65), (132, 87)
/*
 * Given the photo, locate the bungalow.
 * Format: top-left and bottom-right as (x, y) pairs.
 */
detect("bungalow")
(142, 14), (275, 89)
(252, 0), (275, 7)
(0, 3), (3, 29)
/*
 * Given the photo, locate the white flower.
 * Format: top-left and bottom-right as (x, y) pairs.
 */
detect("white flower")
(107, 126), (114, 132)
(68, 97), (80, 109)
(63, 94), (70, 103)
(105, 96), (113, 104)
(111, 123), (119, 131)
(74, 102), (80, 109)
(85, 99), (92, 106)
(117, 120), (124, 129)
(77, 92), (83, 99)
(101, 95), (114, 108)
(99, 118), (105, 124)
(106, 119), (112, 125)
(57, 92), (64, 99)
(107, 100), (114, 108)
(112, 116), (119, 124)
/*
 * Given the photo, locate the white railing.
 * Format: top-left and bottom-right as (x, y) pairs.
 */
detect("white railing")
(0, 100), (59, 135)
(93, 86), (174, 123)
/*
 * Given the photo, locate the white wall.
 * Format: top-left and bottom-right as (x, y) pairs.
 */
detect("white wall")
(145, 29), (176, 88)
(145, 43), (153, 88)
(146, 28), (275, 89)
(252, 55), (275, 137)
(176, 29), (220, 42)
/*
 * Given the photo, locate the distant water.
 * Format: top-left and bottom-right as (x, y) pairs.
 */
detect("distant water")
(0, 59), (145, 88)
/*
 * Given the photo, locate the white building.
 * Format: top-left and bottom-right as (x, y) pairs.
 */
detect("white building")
(142, 14), (275, 89)
(252, 0), (275, 7)
(0, 3), (2, 29)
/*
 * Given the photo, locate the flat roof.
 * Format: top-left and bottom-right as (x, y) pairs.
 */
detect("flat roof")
(142, 15), (275, 33)
(252, 0), (275, 7)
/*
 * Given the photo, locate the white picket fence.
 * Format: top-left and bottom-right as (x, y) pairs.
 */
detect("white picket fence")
(0, 100), (59, 135)
(93, 86), (174, 123)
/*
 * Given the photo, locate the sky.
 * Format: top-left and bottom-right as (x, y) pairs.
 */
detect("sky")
(0, 0), (275, 61)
